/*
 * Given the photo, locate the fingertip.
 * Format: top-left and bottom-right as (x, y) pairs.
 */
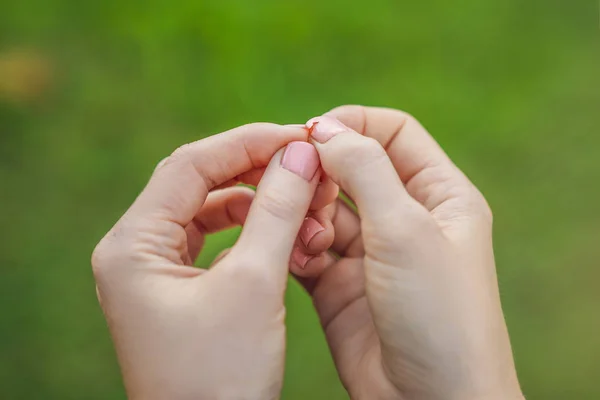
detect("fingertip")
(305, 115), (349, 144)
(289, 249), (331, 278)
(299, 214), (334, 255)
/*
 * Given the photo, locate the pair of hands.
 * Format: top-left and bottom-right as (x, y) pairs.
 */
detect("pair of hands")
(92, 105), (524, 400)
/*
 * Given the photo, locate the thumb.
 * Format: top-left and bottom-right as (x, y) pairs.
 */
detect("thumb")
(230, 141), (321, 288)
(306, 116), (434, 264)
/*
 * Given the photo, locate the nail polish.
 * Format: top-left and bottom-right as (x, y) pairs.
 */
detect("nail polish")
(306, 116), (349, 143)
(280, 141), (320, 181)
(299, 217), (325, 247)
(291, 246), (313, 269)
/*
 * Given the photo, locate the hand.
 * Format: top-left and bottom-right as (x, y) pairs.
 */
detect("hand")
(299, 106), (524, 400)
(91, 124), (336, 400)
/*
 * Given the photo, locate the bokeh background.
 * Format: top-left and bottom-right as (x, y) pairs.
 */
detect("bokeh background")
(1, 1), (599, 398)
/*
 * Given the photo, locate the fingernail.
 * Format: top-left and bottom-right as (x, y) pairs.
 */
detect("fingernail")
(280, 141), (320, 181)
(291, 246), (313, 269)
(299, 217), (325, 247)
(306, 116), (349, 143)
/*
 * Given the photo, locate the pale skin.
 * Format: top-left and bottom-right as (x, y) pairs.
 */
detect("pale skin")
(92, 105), (525, 400)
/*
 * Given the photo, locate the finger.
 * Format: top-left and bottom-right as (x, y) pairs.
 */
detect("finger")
(306, 116), (436, 264)
(330, 198), (364, 258)
(309, 172), (339, 210)
(231, 141), (321, 286)
(310, 257), (366, 330)
(326, 105), (453, 185)
(290, 250), (337, 288)
(211, 167), (267, 191)
(214, 179), (337, 256)
(216, 167), (339, 211)
(326, 105), (490, 219)
(128, 123), (307, 226)
(185, 187), (255, 264)
(297, 207), (334, 255)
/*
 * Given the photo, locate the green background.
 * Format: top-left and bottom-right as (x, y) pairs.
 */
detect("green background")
(1, 1), (599, 398)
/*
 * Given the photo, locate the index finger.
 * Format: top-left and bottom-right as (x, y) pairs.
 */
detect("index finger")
(128, 123), (308, 226)
(325, 105), (476, 210)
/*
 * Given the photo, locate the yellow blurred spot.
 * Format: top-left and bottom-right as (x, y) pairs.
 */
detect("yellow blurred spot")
(0, 49), (53, 106)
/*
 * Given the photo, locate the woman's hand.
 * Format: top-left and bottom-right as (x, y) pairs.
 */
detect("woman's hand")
(91, 124), (335, 400)
(300, 106), (524, 400)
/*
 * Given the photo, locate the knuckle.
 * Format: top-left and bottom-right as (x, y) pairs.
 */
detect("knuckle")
(329, 104), (364, 115)
(90, 222), (135, 279)
(400, 110), (418, 125)
(383, 108), (420, 128)
(461, 188), (494, 226)
(257, 189), (301, 221)
(476, 192), (494, 224)
(154, 157), (169, 171)
(169, 143), (194, 163)
(386, 109), (425, 135)
(152, 146), (192, 172)
(343, 135), (387, 164)
(91, 237), (113, 278)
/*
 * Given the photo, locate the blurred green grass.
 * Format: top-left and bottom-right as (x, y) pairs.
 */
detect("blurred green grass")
(1, 0), (599, 398)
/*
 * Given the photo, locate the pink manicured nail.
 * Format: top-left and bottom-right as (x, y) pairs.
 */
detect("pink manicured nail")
(306, 116), (349, 143)
(299, 217), (325, 247)
(280, 141), (320, 181)
(291, 246), (313, 269)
